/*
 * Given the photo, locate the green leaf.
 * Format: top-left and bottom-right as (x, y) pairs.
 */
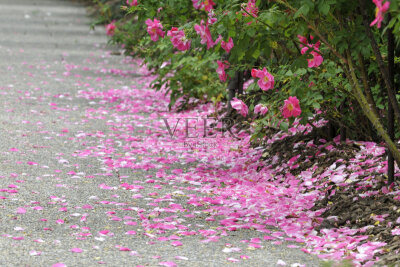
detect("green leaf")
(312, 102), (321, 109)
(238, 50), (245, 61)
(217, 24), (225, 34)
(294, 5), (309, 19)
(228, 29), (236, 38)
(313, 94), (323, 100)
(252, 48), (260, 59)
(247, 27), (256, 37)
(280, 122), (289, 132)
(294, 68), (307, 75)
(318, 2), (330, 16)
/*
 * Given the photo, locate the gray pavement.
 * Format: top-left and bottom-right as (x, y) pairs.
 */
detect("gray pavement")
(0, 0), (323, 266)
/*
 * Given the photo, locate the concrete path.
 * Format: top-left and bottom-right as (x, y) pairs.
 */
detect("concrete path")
(0, 0), (322, 266)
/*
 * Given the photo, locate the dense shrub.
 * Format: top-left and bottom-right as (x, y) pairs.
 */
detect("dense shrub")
(92, 0), (400, 174)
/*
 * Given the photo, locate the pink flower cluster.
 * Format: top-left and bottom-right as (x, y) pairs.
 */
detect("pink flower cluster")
(370, 0), (390, 28)
(145, 18), (165, 42)
(126, 0), (138, 6)
(207, 10), (217, 25)
(221, 37), (234, 53)
(254, 104), (268, 115)
(251, 67), (275, 91)
(298, 35), (323, 68)
(192, 0), (216, 12)
(106, 21), (116, 36)
(231, 98), (248, 117)
(282, 96), (301, 118)
(194, 20), (215, 49)
(243, 0), (258, 17)
(216, 60), (229, 82)
(141, 13), (307, 121)
(167, 28), (191, 51)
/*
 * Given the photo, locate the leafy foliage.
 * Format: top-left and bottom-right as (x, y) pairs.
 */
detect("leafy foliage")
(93, 0), (400, 148)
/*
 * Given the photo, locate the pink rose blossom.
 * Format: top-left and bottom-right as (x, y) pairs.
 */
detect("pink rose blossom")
(254, 104), (268, 115)
(370, 0), (390, 28)
(297, 35), (308, 46)
(167, 28), (191, 51)
(298, 35), (320, 49)
(203, 0), (216, 11)
(192, 0), (216, 12)
(145, 18), (165, 42)
(126, 0), (138, 6)
(297, 35), (323, 68)
(231, 98), (248, 117)
(194, 21), (215, 49)
(105, 21), (116, 36)
(207, 10), (217, 25)
(301, 46), (323, 68)
(282, 96), (301, 118)
(216, 60), (229, 82)
(251, 67), (274, 91)
(214, 35), (223, 45)
(192, 0), (201, 9)
(221, 37), (234, 53)
(243, 0), (258, 17)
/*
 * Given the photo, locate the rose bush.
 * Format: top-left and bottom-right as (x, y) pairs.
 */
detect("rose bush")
(93, 0), (400, 176)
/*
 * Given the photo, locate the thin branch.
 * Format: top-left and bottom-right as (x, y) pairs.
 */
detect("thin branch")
(388, 13), (395, 184)
(358, 0), (400, 128)
(346, 50), (400, 167)
(273, 0), (348, 64)
(357, 53), (380, 118)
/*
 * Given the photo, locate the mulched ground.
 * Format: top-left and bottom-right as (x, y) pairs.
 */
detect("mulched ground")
(255, 127), (400, 266)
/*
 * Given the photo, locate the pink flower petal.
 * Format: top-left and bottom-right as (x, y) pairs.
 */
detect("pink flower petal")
(175, 256), (188, 260)
(29, 250), (42, 256)
(16, 207), (26, 214)
(277, 259), (286, 266)
(159, 261), (177, 267)
(171, 241), (183, 247)
(125, 230), (136, 235)
(70, 248), (83, 253)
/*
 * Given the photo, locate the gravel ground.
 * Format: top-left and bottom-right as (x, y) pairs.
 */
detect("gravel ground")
(0, 0), (323, 266)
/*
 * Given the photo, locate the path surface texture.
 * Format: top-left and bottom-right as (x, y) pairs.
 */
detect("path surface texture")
(0, 0), (323, 266)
